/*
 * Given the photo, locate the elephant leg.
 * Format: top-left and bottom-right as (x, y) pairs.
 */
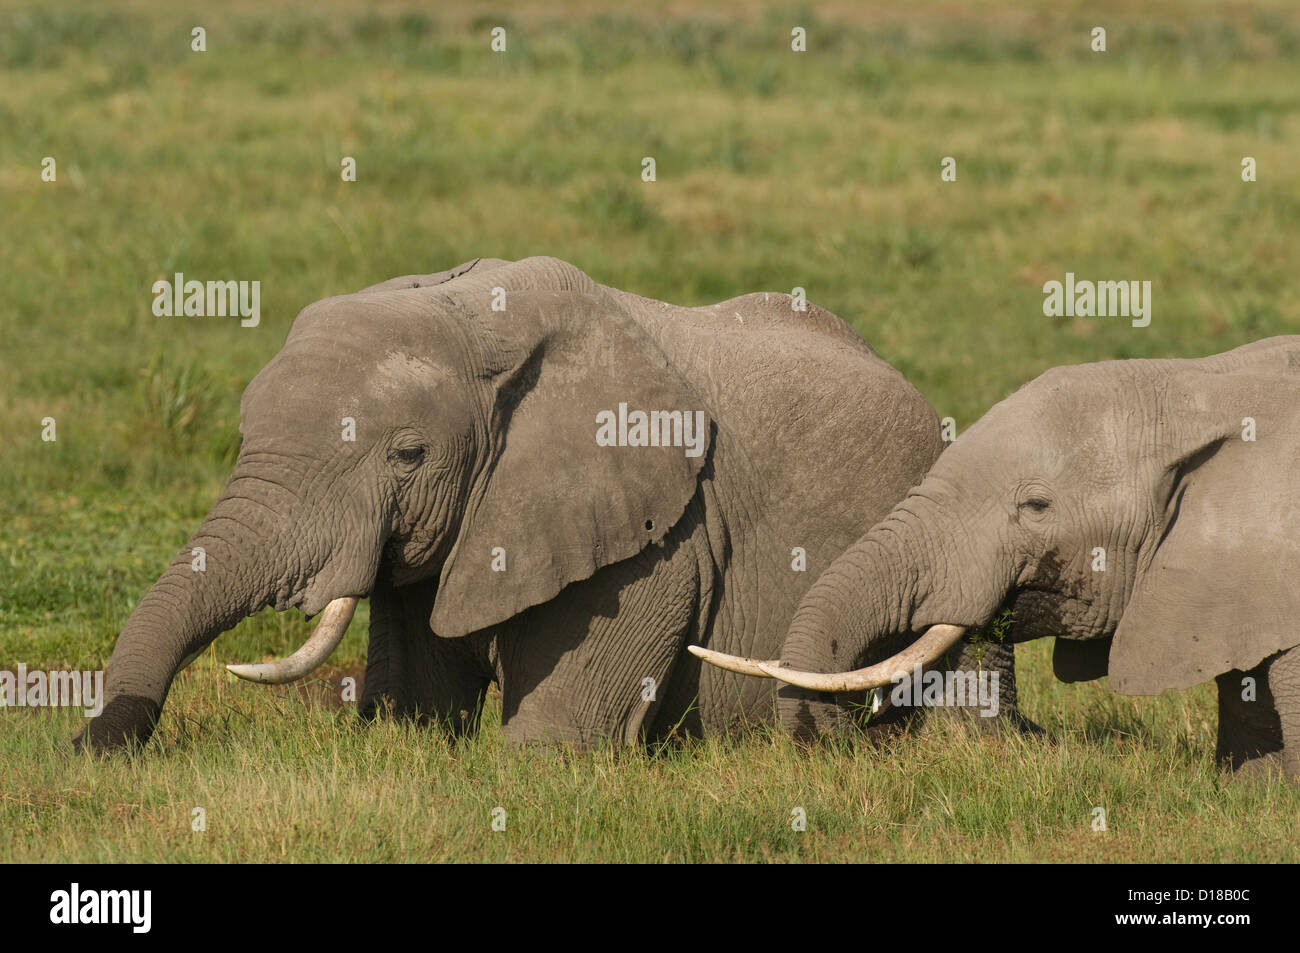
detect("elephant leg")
(1266, 644), (1300, 779)
(943, 637), (1041, 735)
(1215, 658), (1283, 775)
(361, 579), (491, 738)
(492, 522), (704, 749)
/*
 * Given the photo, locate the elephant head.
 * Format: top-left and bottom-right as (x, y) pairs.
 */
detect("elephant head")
(697, 337), (1300, 736)
(76, 257), (709, 751)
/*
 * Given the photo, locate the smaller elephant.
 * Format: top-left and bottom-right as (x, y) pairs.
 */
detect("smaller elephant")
(698, 337), (1300, 777)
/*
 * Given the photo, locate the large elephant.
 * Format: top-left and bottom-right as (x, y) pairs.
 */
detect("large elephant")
(700, 337), (1300, 776)
(76, 256), (1022, 752)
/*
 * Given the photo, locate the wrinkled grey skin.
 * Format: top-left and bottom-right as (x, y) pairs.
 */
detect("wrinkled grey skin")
(778, 337), (1300, 776)
(75, 256), (1022, 752)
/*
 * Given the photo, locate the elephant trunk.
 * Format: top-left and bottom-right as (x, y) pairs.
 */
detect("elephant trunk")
(782, 534), (913, 673)
(773, 527), (914, 735)
(74, 495), (288, 752)
(771, 491), (1013, 728)
(774, 496), (1000, 734)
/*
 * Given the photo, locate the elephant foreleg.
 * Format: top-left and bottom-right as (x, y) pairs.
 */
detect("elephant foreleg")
(361, 579), (492, 737)
(1266, 644), (1300, 779)
(946, 636), (1041, 735)
(1215, 655), (1284, 776)
(491, 529), (703, 749)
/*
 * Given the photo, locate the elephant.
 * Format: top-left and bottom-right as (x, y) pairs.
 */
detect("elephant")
(698, 336), (1300, 776)
(75, 255), (1025, 753)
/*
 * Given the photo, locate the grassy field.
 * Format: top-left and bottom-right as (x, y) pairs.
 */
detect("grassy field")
(2, 1), (1298, 862)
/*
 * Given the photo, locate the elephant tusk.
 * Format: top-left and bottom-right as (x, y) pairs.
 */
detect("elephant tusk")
(756, 624), (969, 693)
(687, 645), (778, 678)
(226, 596), (358, 685)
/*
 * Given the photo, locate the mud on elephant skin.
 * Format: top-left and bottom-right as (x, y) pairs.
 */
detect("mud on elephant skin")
(76, 255), (1024, 753)
(700, 337), (1300, 777)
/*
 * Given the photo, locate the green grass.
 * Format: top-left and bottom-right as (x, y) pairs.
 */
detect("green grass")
(6, 659), (1298, 862)
(2, 0), (1299, 862)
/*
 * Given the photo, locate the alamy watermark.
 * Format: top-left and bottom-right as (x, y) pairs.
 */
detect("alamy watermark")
(1042, 272), (1151, 328)
(1, 664), (103, 717)
(595, 403), (707, 458)
(50, 883), (151, 933)
(152, 272), (260, 327)
(889, 663), (1000, 717)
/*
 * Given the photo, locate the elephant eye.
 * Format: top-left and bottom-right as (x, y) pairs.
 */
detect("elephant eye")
(1019, 498), (1051, 514)
(392, 445), (426, 467)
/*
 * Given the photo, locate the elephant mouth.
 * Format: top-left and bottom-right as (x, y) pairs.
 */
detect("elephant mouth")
(736, 588), (1108, 693)
(1008, 588), (1113, 641)
(226, 540), (445, 686)
(383, 529), (450, 587)
(226, 557), (384, 686)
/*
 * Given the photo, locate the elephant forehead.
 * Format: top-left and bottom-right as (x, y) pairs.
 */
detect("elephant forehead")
(959, 401), (1072, 465)
(242, 352), (367, 433)
(241, 384), (350, 440)
(369, 351), (456, 399)
(983, 374), (1124, 450)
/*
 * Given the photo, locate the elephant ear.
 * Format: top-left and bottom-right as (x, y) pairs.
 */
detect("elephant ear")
(1109, 379), (1300, 695)
(429, 288), (710, 639)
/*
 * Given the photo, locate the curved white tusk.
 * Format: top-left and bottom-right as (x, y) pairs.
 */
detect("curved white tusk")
(687, 645), (777, 678)
(756, 624), (969, 693)
(226, 596), (358, 685)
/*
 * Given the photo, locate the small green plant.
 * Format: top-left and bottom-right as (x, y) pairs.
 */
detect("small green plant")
(138, 351), (214, 445)
(964, 607), (1015, 668)
(136, 352), (240, 466)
